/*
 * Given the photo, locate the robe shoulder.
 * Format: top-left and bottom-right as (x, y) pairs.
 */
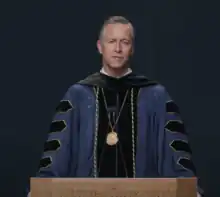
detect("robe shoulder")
(64, 83), (94, 98)
(146, 83), (167, 93)
(141, 83), (171, 102)
(67, 83), (90, 93)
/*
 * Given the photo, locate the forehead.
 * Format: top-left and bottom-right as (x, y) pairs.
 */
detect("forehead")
(103, 23), (132, 40)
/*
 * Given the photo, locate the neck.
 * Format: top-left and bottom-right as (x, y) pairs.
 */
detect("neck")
(101, 66), (132, 78)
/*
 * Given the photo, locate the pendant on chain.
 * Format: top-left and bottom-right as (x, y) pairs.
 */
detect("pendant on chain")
(106, 130), (118, 146)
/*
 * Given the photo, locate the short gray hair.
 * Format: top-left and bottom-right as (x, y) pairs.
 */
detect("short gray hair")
(99, 16), (135, 41)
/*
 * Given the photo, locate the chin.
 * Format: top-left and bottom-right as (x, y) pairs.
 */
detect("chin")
(108, 63), (126, 70)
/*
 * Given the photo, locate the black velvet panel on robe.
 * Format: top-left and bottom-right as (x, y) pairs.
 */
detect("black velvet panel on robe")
(96, 75), (139, 178)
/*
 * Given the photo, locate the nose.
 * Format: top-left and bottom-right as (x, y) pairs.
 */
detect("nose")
(114, 42), (122, 53)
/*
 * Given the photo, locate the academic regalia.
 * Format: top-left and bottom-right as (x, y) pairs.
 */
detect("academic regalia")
(28, 72), (203, 196)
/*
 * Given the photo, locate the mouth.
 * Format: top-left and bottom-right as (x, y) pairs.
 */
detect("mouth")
(112, 56), (123, 60)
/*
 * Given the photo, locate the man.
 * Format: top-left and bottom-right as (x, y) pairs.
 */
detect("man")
(28, 16), (203, 196)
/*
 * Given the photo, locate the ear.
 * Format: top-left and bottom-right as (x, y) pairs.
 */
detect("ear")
(97, 40), (102, 54)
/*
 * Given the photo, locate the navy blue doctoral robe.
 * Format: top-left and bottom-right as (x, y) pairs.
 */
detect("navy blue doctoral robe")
(37, 83), (196, 178)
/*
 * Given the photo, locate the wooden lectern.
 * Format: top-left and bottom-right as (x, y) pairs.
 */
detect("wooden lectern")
(30, 177), (197, 197)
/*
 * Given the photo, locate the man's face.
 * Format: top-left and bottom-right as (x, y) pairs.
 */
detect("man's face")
(97, 23), (133, 69)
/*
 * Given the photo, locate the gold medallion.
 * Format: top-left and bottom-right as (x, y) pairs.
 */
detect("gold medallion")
(106, 131), (118, 146)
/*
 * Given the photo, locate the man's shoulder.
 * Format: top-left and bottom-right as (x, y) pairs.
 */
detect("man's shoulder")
(142, 82), (167, 93)
(61, 83), (93, 104)
(67, 83), (92, 94)
(151, 83), (167, 92)
(141, 82), (170, 101)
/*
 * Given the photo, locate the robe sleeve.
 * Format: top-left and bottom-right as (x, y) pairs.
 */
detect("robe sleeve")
(37, 87), (78, 177)
(161, 94), (196, 177)
(26, 87), (79, 196)
(159, 89), (204, 196)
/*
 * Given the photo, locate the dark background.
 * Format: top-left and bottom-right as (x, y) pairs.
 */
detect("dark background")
(0, 0), (219, 196)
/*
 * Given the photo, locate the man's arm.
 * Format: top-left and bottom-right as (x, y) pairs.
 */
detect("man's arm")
(158, 88), (204, 196)
(37, 87), (78, 177)
(27, 86), (79, 196)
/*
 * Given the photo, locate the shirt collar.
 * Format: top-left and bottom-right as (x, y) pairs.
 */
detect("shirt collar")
(100, 67), (132, 78)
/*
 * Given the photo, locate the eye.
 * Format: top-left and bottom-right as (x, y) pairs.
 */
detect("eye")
(108, 40), (115, 43)
(122, 40), (130, 45)
(124, 42), (130, 46)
